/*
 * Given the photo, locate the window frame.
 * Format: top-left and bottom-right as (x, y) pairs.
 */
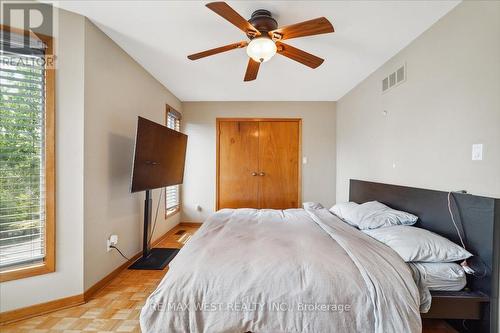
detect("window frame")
(0, 25), (55, 282)
(165, 105), (181, 218)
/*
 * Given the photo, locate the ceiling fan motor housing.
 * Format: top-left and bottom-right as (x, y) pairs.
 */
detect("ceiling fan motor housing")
(248, 9), (278, 36)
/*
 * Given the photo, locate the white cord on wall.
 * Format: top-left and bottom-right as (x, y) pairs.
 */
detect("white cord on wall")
(447, 191), (475, 275)
(447, 191), (467, 249)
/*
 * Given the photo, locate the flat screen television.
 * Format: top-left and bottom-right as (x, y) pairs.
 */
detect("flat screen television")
(131, 116), (188, 193)
(129, 116), (188, 270)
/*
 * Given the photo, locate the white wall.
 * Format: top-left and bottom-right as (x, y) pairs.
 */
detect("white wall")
(336, 1), (500, 202)
(181, 102), (336, 222)
(336, 3), (500, 330)
(0, 8), (86, 312)
(83, 20), (182, 290)
(0, 8), (184, 311)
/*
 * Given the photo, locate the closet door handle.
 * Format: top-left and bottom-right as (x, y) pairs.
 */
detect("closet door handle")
(259, 172), (265, 176)
(251, 172), (258, 176)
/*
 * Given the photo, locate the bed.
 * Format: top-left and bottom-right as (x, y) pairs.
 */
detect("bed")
(349, 180), (499, 333)
(140, 180), (499, 333)
(141, 208), (424, 332)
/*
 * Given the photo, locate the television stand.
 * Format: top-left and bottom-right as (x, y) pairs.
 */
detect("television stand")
(129, 189), (179, 270)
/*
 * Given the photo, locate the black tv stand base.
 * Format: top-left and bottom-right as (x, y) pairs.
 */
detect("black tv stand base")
(128, 248), (179, 270)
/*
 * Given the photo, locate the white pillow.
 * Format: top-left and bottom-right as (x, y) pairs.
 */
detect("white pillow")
(329, 202), (359, 225)
(363, 226), (473, 262)
(330, 201), (418, 229)
(408, 262), (466, 291)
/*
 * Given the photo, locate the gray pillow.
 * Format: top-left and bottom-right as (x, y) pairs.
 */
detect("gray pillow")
(303, 202), (324, 210)
(329, 202), (359, 225)
(330, 201), (418, 229)
(364, 226), (473, 262)
(408, 262), (466, 291)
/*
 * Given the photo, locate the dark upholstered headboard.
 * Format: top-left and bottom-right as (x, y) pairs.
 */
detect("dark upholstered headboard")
(349, 179), (499, 332)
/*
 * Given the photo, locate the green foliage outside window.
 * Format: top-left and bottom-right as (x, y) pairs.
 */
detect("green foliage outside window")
(0, 51), (45, 264)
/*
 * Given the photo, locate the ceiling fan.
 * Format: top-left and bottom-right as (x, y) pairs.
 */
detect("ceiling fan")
(187, 2), (334, 81)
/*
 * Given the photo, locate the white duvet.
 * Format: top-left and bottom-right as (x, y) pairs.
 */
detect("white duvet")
(140, 208), (426, 333)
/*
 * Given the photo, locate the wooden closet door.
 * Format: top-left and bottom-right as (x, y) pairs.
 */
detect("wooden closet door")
(218, 121), (259, 209)
(258, 121), (300, 209)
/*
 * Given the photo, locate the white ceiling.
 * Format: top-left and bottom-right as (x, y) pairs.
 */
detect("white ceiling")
(56, 1), (460, 101)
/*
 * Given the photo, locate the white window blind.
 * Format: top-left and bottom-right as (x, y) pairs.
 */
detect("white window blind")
(165, 186), (179, 212)
(0, 33), (47, 269)
(165, 109), (181, 214)
(166, 111), (180, 132)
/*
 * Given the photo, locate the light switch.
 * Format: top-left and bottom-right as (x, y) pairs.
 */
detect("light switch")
(302, 157), (308, 164)
(472, 144), (483, 161)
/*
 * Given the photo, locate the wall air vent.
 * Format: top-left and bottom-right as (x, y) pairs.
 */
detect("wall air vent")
(382, 63), (406, 93)
(382, 77), (389, 92)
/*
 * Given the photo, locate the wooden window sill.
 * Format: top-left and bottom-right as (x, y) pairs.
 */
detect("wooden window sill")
(0, 262), (55, 283)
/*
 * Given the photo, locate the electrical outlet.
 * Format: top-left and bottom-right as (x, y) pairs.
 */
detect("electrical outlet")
(106, 234), (118, 252)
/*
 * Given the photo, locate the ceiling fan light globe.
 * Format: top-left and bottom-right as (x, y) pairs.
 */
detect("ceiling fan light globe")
(246, 37), (277, 63)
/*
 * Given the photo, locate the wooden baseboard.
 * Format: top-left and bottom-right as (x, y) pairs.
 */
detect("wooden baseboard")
(0, 224), (181, 325)
(82, 251), (143, 302)
(179, 221), (202, 227)
(83, 225), (179, 301)
(0, 294), (84, 325)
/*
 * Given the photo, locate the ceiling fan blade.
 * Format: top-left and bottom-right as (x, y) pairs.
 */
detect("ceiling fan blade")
(270, 17), (334, 41)
(206, 2), (260, 36)
(187, 41), (247, 60)
(276, 42), (324, 69)
(244, 58), (260, 81)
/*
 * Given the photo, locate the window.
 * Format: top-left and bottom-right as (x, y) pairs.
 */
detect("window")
(0, 26), (55, 282)
(165, 106), (181, 216)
